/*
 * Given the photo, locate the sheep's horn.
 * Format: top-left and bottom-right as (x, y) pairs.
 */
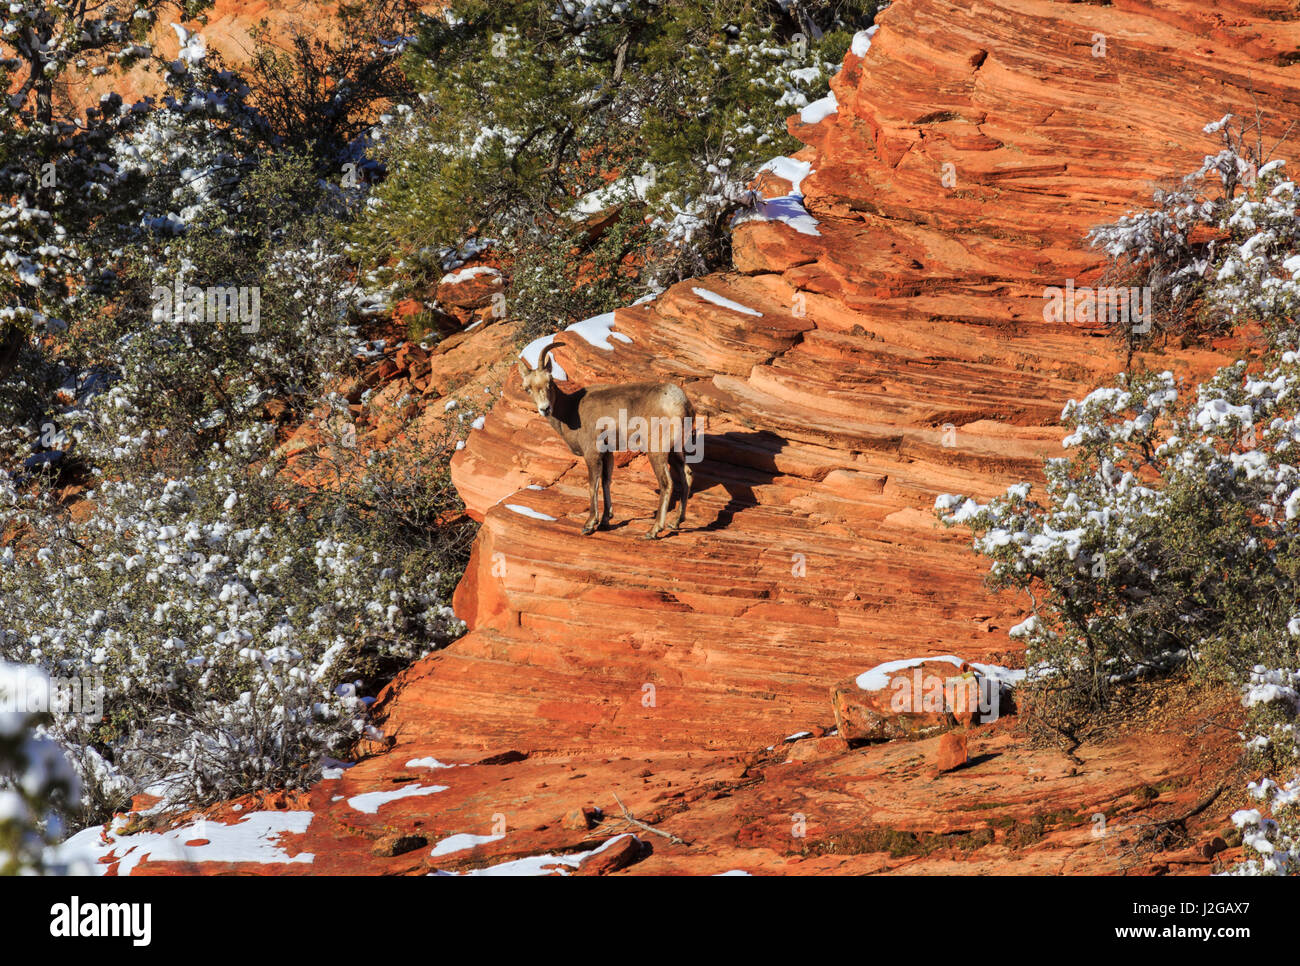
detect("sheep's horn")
(539, 341), (564, 367)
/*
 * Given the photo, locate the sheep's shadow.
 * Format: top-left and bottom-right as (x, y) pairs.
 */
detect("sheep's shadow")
(595, 428), (789, 537)
(682, 428), (790, 534)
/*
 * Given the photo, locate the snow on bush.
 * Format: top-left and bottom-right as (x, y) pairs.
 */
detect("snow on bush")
(1088, 113), (1300, 354)
(0, 427), (463, 810)
(0, 663), (80, 875)
(939, 117), (1300, 873)
(0, 12), (472, 823)
(355, 0), (878, 325)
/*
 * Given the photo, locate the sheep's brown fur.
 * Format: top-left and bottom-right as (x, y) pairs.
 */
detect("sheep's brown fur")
(516, 344), (696, 538)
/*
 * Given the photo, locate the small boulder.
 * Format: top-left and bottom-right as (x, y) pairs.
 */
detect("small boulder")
(831, 657), (1015, 746)
(371, 833), (428, 858)
(934, 731), (968, 772)
(573, 834), (644, 876)
(371, 357), (401, 383)
(562, 805), (603, 831)
(394, 342), (428, 372)
(436, 265), (503, 311)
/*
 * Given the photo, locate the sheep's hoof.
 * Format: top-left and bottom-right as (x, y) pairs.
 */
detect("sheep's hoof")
(642, 529), (661, 541)
(581, 522), (598, 535)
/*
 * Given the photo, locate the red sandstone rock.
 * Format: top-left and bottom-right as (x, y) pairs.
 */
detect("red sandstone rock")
(935, 731), (969, 772)
(831, 660), (998, 745)
(572, 834), (643, 876)
(436, 265), (504, 312)
(562, 806), (602, 831)
(130, 793), (162, 813)
(372, 358), (401, 383)
(395, 342), (428, 371)
(785, 735), (848, 763)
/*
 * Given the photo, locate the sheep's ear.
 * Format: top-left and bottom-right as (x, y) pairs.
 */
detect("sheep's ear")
(540, 354), (552, 373)
(516, 359), (530, 378)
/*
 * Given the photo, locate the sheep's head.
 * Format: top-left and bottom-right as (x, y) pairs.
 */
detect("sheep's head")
(516, 344), (559, 417)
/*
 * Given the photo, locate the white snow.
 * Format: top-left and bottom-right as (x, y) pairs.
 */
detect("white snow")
(799, 91), (838, 125)
(731, 156), (822, 236)
(439, 266), (501, 285)
(436, 834), (637, 876)
(759, 156), (813, 195)
(566, 311), (634, 351)
(169, 23), (206, 67)
(967, 661), (1028, 687)
(1008, 615), (1041, 639)
(692, 287), (763, 316)
(732, 194), (821, 236)
(406, 757), (456, 770)
(505, 504), (557, 521)
(851, 25), (879, 59)
(346, 783), (448, 815)
(570, 175), (655, 216)
(856, 655), (967, 691)
(430, 832), (506, 857)
(518, 311), (633, 382)
(854, 656), (1026, 692)
(49, 811), (315, 876)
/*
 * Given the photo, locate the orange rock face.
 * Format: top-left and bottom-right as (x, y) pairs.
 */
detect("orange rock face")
(95, 0), (1300, 875)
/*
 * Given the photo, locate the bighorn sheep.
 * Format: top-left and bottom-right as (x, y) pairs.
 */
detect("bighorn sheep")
(516, 343), (697, 539)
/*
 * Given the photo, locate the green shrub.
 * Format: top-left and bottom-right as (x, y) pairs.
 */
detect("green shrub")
(351, 0), (881, 337)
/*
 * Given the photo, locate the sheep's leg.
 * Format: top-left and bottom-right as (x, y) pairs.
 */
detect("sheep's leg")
(668, 452), (689, 530)
(644, 451), (672, 539)
(581, 455), (602, 535)
(600, 450), (613, 527)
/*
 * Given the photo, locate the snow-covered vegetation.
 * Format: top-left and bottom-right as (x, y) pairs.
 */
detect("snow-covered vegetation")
(1088, 114), (1298, 358)
(938, 116), (1300, 874)
(350, 0), (883, 340)
(0, 1), (471, 843)
(0, 663), (80, 874)
(0, 427), (463, 811)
